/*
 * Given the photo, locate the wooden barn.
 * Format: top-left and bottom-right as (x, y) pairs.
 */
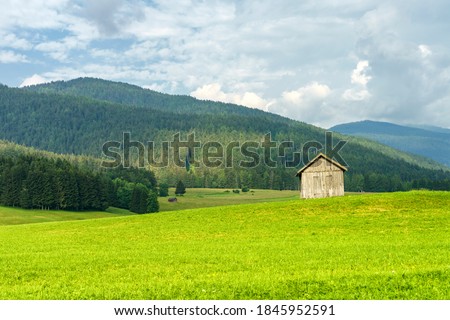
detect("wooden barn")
(296, 153), (347, 199)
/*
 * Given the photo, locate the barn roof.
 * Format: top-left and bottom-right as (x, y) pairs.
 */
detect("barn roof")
(295, 153), (348, 176)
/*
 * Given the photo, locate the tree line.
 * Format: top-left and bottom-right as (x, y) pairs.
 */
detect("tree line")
(344, 172), (450, 192)
(0, 154), (159, 213)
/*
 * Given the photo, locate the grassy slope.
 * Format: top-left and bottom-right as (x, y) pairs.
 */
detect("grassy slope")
(0, 191), (449, 299)
(0, 189), (298, 226)
(159, 188), (299, 212)
(0, 206), (133, 226)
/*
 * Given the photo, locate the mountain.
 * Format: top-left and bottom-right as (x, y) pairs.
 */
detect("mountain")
(330, 120), (450, 167)
(410, 124), (450, 135)
(24, 77), (281, 119)
(1, 79), (449, 192)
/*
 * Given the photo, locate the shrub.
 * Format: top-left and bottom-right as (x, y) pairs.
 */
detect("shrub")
(159, 183), (169, 197)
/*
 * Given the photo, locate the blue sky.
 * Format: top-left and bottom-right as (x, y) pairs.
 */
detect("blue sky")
(1, 0), (450, 129)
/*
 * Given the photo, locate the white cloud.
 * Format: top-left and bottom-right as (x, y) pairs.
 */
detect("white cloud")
(342, 88), (371, 101)
(191, 83), (272, 111)
(268, 82), (333, 124)
(348, 3), (450, 126)
(351, 60), (371, 85)
(142, 83), (168, 92)
(0, 50), (28, 63)
(0, 33), (32, 50)
(342, 60), (371, 101)
(1, 1), (450, 128)
(418, 44), (432, 58)
(281, 82), (331, 105)
(0, 0), (71, 30)
(191, 83), (227, 101)
(35, 36), (88, 62)
(19, 74), (49, 87)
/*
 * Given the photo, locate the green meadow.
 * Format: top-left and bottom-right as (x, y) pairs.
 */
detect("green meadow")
(159, 188), (299, 211)
(0, 191), (448, 299)
(0, 206), (132, 226)
(0, 188), (298, 226)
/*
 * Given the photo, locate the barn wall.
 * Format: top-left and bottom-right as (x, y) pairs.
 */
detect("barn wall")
(299, 158), (345, 199)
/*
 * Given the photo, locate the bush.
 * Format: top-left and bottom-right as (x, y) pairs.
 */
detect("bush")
(159, 183), (169, 197)
(241, 186), (250, 192)
(232, 189), (240, 194)
(147, 190), (159, 213)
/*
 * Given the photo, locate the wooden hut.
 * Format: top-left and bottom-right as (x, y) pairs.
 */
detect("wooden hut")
(296, 153), (347, 199)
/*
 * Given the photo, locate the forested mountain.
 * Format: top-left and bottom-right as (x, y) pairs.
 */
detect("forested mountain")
(330, 120), (450, 167)
(24, 77), (281, 119)
(1, 79), (449, 192)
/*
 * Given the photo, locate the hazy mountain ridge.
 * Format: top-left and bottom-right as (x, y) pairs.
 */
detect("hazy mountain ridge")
(330, 120), (450, 167)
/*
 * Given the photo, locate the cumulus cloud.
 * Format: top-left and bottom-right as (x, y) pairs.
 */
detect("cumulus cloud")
(351, 60), (371, 86)
(19, 74), (49, 87)
(191, 83), (273, 111)
(0, 33), (32, 50)
(0, 50), (28, 63)
(264, 82), (333, 124)
(342, 60), (371, 101)
(0, 0), (70, 30)
(1, 0), (450, 128)
(35, 36), (88, 62)
(350, 3), (450, 128)
(281, 82), (331, 105)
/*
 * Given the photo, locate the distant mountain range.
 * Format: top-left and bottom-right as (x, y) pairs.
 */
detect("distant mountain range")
(330, 120), (450, 167)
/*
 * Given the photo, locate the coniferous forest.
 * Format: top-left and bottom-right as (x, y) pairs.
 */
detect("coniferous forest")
(0, 77), (449, 206)
(0, 150), (159, 213)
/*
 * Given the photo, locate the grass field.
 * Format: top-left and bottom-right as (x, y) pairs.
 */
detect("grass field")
(0, 188), (298, 226)
(0, 191), (449, 299)
(0, 206), (133, 226)
(159, 188), (299, 211)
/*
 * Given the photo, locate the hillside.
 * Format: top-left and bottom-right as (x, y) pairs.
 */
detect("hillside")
(1, 79), (449, 192)
(0, 205), (132, 226)
(1, 191), (449, 299)
(24, 77), (288, 119)
(330, 120), (450, 167)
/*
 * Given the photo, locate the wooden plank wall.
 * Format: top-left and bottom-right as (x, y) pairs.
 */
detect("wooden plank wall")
(300, 158), (345, 199)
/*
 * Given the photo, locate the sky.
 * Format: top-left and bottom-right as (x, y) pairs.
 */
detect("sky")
(1, 0), (450, 129)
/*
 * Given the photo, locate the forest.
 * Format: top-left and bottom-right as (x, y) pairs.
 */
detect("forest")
(0, 148), (159, 213)
(0, 78), (449, 194)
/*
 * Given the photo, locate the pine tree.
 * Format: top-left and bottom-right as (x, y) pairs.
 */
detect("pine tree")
(25, 164), (43, 209)
(130, 184), (148, 214)
(95, 175), (110, 211)
(40, 169), (56, 210)
(175, 180), (186, 196)
(19, 188), (32, 209)
(147, 190), (159, 213)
